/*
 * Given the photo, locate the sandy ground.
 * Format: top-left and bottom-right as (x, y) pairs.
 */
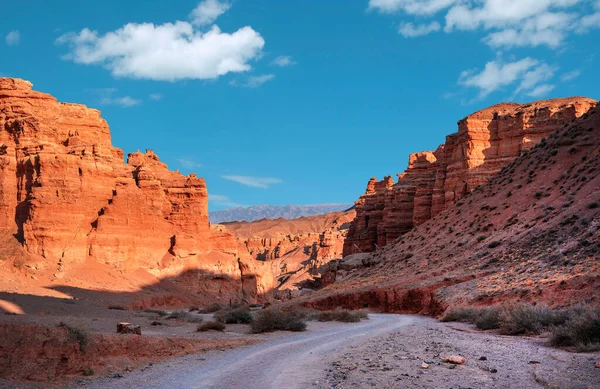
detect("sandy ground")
(68, 314), (412, 389)
(317, 316), (600, 389)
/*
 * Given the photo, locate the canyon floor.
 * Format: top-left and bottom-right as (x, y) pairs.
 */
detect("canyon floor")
(1, 314), (593, 389)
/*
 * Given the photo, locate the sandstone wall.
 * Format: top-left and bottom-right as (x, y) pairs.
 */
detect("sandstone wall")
(344, 97), (597, 255)
(0, 78), (244, 300)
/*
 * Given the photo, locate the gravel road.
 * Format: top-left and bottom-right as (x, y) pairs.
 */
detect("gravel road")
(86, 314), (415, 389)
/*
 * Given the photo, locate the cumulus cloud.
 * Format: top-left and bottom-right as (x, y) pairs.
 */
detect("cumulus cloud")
(149, 93), (163, 101)
(398, 21), (441, 37)
(56, 4), (264, 82)
(369, 0), (597, 49)
(459, 58), (555, 99)
(229, 74), (275, 88)
(190, 0), (231, 26)
(221, 175), (282, 189)
(210, 194), (243, 208)
(271, 55), (296, 67)
(5, 30), (20, 46)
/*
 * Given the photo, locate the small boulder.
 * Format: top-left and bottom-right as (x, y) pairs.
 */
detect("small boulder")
(421, 362), (430, 369)
(117, 322), (141, 335)
(444, 355), (466, 365)
(595, 361), (600, 368)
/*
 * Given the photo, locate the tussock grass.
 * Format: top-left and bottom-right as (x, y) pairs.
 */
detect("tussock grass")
(441, 304), (600, 351)
(197, 320), (226, 332)
(166, 311), (204, 323)
(215, 308), (253, 324)
(250, 309), (307, 333)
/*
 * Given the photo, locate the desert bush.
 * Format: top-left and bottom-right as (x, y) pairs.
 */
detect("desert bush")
(216, 308), (253, 324)
(315, 308), (368, 323)
(197, 320), (226, 332)
(144, 309), (168, 317)
(488, 241), (501, 248)
(202, 303), (225, 313)
(440, 306), (479, 323)
(59, 321), (91, 352)
(498, 304), (567, 335)
(476, 235), (487, 242)
(250, 309), (307, 333)
(474, 307), (501, 330)
(82, 368), (94, 376)
(166, 311), (204, 323)
(550, 306), (600, 351)
(108, 305), (126, 310)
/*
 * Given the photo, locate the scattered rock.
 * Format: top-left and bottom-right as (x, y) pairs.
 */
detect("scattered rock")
(444, 355), (466, 365)
(479, 356), (487, 361)
(117, 322), (141, 335)
(421, 362), (430, 369)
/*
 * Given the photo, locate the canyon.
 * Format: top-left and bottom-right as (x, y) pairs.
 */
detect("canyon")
(344, 97), (597, 256)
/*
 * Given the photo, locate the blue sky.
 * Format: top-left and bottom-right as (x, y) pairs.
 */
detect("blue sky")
(1, 0), (599, 211)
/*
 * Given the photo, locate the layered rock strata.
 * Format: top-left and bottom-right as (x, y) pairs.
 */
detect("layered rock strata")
(344, 97), (597, 255)
(0, 78), (246, 300)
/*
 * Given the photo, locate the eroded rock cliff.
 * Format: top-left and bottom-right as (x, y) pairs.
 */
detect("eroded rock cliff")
(0, 78), (245, 303)
(344, 97), (597, 255)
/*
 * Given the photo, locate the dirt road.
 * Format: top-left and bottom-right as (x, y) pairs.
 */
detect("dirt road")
(87, 314), (415, 389)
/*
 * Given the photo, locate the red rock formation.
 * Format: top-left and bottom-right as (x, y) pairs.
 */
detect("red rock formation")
(225, 211), (355, 298)
(344, 97), (597, 255)
(0, 78), (241, 298)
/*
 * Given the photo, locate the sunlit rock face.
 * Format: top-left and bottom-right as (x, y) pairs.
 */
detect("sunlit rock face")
(344, 97), (597, 256)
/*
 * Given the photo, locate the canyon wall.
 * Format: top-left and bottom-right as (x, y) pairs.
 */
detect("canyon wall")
(226, 210), (355, 298)
(0, 78), (247, 302)
(344, 97), (597, 255)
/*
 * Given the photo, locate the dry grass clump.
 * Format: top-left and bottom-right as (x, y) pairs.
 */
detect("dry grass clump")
(202, 303), (225, 314)
(315, 308), (369, 323)
(550, 306), (600, 351)
(215, 308), (253, 324)
(166, 311), (204, 323)
(197, 320), (226, 332)
(441, 304), (600, 351)
(250, 309), (307, 333)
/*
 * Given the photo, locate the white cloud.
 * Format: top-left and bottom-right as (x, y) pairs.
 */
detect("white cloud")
(5, 30), (20, 46)
(398, 21), (441, 37)
(514, 63), (555, 96)
(370, 0), (597, 49)
(149, 93), (163, 101)
(190, 0), (231, 26)
(368, 0), (458, 15)
(56, 5), (264, 82)
(229, 73), (275, 88)
(89, 88), (141, 107)
(271, 55), (296, 67)
(210, 194), (243, 208)
(177, 158), (202, 169)
(459, 58), (554, 98)
(560, 69), (581, 81)
(222, 175), (282, 189)
(527, 84), (555, 97)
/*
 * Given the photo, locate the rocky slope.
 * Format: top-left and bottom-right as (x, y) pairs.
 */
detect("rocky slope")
(0, 78), (248, 305)
(209, 203), (352, 223)
(344, 97), (597, 256)
(301, 100), (600, 313)
(225, 210), (355, 299)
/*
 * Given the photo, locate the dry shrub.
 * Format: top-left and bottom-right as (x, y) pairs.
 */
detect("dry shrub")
(315, 308), (369, 323)
(215, 308), (253, 324)
(250, 309), (307, 333)
(166, 311), (204, 323)
(58, 321), (91, 352)
(197, 320), (226, 332)
(550, 306), (600, 351)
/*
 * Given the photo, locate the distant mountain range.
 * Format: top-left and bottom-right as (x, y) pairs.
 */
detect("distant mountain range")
(209, 204), (353, 223)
